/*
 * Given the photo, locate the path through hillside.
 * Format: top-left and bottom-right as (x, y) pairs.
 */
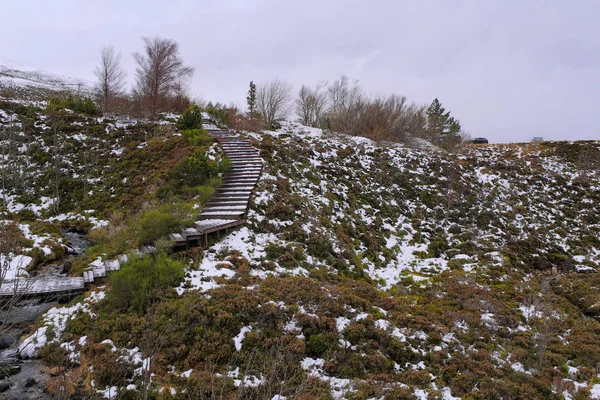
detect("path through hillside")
(0, 129), (262, 298)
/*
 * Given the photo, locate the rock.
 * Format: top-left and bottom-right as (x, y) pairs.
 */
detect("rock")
(62, 261), (73, 274)
(25, 377), (36, 387)
(0, 334), (15, 350)
(0, 364), (21, 379)
(8, 365), (21, 376)
(46, 366), (63, 376)
(65, 245), (77, 255)
(0, 381), (10, 393)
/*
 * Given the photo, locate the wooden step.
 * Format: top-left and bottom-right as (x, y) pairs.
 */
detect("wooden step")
(228, 158), (263, 162)
(182, 227), (202, 240)
(104, 259), (121, 272)
(83, 271), (95, 283)
(228, 170), (261, 174)
(214, 189), (253, 195)
(227, 174), (260, 178)
(223, 148), (254, 151)
(225, 175), (260, 180)
(230, 162), (263, 166)
(222, 180), (259, 185)
(209, 196), (250, 202)
(220, 184), (256, 190)
(92, 260), (106, 278)
(199, 211), (245, 220)
(205, 201), (248, 207)
(227, 157), (261, 161)
(202, 209), (247, 216)
(170, 232), (187, 244)
(195, 219), (240, 233)
(216, 185), (254, 190)
(203, 205), (247, 211)
(223, 148), (254, 152)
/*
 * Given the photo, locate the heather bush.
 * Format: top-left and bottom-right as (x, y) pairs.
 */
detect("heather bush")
(47, 95), (100, 116)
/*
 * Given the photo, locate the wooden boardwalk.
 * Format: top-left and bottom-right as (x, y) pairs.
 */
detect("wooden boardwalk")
(0, 276), (85, 299)
(0, 128), (262, 299)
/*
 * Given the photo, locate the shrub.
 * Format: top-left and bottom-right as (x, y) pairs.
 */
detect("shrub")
(133, 201), (192, 245)
(194, 185), (215, 204)
(81, 343), (135, 387)
(427, 235), (448, 258)
(47, 96), (100, 116)
(104, 252), (186, 315)
(184, 370), (236, 398)
(181, 128), (213, 147)
(136, 208), (180, 245)
(306, 333), (338, 357)
(205, 102), (229, 126)
(171, 149), (226, 188)
(177, 105), (203, 130)
(306, 236), (333, 260)
(89, 202), (192, 255)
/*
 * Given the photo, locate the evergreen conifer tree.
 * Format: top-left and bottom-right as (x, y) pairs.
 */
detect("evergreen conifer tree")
(426, 98), (461, 145)
(247, 81), (257, 118)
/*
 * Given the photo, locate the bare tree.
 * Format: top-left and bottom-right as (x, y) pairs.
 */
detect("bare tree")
(256, 78), (293, 127)
(0, 222), (34, 381)
(1, 113), (17, 211)
(0, 120), (9, 211)
(51, 121), (62, 215)
(459, 131), (473, 144)
(133, 36), (194, 120)
(94, 45), (127, 112)
(295, 81), (328, 127)
(326, 75), (364, 134)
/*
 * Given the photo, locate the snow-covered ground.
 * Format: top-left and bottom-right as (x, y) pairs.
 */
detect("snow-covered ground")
(4, 112), (600, 399)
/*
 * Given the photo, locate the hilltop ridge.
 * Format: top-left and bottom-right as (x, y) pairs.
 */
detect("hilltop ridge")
(0, 57), (92, 99)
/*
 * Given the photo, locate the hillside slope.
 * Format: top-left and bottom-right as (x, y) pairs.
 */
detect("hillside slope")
(3, 103), (600, 399)
(0, 57), (92, 99)
(173, 123), (600, 398)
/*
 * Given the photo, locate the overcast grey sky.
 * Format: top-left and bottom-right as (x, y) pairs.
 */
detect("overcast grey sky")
(1, 0), (599, 143)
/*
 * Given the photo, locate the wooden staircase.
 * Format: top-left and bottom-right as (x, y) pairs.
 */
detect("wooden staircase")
(169, 130), (262, 249)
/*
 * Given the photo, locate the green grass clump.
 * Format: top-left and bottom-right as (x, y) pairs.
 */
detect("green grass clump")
(104, 252), (186, 315)
(88, 201), (193, 256)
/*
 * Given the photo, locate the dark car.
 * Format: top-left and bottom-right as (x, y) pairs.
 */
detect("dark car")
(471, 137), (489, 144)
